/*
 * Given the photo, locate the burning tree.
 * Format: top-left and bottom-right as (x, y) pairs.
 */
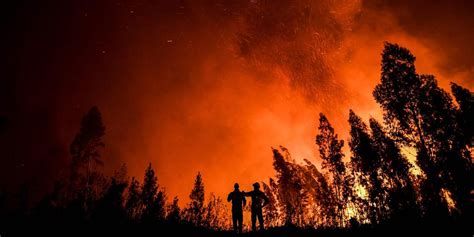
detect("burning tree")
(315, 113), (351, 227)
(373, 43), (472, 218)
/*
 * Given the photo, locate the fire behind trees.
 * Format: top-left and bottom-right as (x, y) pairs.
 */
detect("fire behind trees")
(0, 43), (472, 235)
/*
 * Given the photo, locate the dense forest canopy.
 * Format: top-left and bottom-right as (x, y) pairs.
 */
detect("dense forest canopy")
(1, 43), (472, 235)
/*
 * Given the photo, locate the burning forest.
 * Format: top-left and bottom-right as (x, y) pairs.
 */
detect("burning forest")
(0, 0), (473, 236)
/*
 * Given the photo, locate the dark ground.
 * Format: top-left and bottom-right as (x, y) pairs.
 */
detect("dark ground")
(2, 221), (471, 237)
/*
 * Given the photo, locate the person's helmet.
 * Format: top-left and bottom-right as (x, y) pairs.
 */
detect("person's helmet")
(234, 183), (239, 189)
(253, 182), (260, 189)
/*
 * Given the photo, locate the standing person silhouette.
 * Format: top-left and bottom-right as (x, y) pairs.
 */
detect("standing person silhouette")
(244, 182), (269, 232)
(227, 183), (246, 233)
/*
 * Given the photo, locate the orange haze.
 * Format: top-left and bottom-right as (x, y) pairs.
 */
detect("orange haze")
(99, 0), (473, 204)
(2, 0), (473, 205)
(93, 0), (473, 204)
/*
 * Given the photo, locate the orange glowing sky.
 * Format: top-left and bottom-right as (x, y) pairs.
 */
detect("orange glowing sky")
(1, 0), (473, 204)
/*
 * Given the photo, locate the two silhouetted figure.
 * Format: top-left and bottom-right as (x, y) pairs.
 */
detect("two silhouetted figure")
(227, 182), (269, 233)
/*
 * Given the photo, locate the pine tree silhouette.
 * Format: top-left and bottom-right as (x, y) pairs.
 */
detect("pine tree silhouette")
(69, 106), (106, 212)
(125, 177), (141, 221)
(187, 172), (205, 227)
(166, 196), (181, 224)
(141, 163), (166, 223)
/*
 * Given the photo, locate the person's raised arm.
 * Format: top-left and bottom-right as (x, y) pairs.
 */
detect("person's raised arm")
(227, 192), (232, 202)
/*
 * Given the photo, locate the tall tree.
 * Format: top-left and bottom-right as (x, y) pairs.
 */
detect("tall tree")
(302, 159), (336, 227)
(373, 43), (438, 217)
(291, 163), (311, 227)
(272, 146), (293, 226)
(69, 106), (106, 209)
(187, 172), (205, 227)
(315, 113), (348, 226)
(373, 42), (471, 217)
(369, 118), (419, 219)
(373, 43), (422, 148)
(348, 110), (385, 224)
(125, 177), (141, 221)
(149, 189), (167, 223)
(141, 163), (157, 212)
(449, 83), (474, 219)
(272, 146), (308, 227)
(341, 163), (357, 224)
(418, 75), (471, 214)
(141, 163), (165, 223)
(451, 82), (474, 146)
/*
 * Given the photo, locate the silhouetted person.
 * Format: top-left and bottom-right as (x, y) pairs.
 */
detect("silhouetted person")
(244, 182), (269, 231)
(227, 183), (246, 233)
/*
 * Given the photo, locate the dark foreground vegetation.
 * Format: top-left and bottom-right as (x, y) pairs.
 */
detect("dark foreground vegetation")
(1, 43), (473, 236)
